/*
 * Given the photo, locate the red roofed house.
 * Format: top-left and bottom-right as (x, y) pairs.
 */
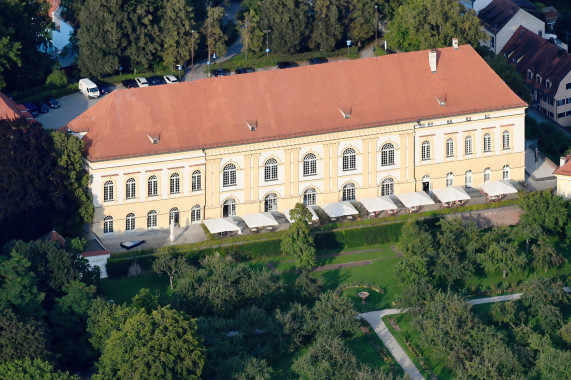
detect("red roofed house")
(554, 156), (571, 198)
(500, 26), (571, 127)
(0, 92), (34, 121)
(63, 44), (528, 237)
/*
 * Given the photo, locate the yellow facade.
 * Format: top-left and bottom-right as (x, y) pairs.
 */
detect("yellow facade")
(87, 107), (526, 237)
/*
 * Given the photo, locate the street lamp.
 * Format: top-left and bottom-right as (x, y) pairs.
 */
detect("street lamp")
(346, 40), (351, 55)
(264, 29), (270, 58)
(190, 30), (197, 80)
(374, 5), (378, 54)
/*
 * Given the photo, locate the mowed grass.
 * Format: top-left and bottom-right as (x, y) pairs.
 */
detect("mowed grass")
(100, 273), (171, 305)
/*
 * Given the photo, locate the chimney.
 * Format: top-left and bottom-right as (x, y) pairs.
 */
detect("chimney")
(452, 38), (458, 50)
(560, 156), (567, 167)
(429, 50), (437, 73)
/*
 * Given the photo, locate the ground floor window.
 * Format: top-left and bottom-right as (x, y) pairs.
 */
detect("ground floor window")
(126, 213), (135, 231)
(446, 172), (453, 187)
(223, 199), (236, 217)
(342, 183), (356, 201)
(265, 193), (278, 212)
(191, 205), (201, 223)
(381, 178), (394, 196)
(169, 207), (179, 227)
(147, 210), (157, 230)
(484, 168), (491, 182)
(103, 216), (113, 234)
(503, 165), (510, 180)
(465, 171), (472, 188)
(303, 188), (316, 206)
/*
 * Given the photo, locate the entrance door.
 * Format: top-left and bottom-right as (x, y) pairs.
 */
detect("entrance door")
(223, 204), (229, 217)
(422, 181), (430, 192)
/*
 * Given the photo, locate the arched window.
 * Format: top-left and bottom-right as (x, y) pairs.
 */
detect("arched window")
(147, 210), (157, 230)
(465, 170), (472, 188)
(465, 136), (473, 155)
(223, 164), (237, 187)
(446, 138), (454, 157)
(303, 153), (317, 176)
(264, 193), (278, 212)
(264, 158), (278, 181)
(421, 141), (431, 161)
(502, 130), (510, 150)
(104, 180), (114, 202)
(342, 148), (356, 171)
(503, 165), (510, 180)
(148, 175), (158, 197)
(446, 172), (454, 187)
(381, 178), (394, 196)
(192, 170), (201, 191)
(126, 213), (135, 231)
(170, 173), (180, 194)
(169, 207), (179, 226)
(223, 198), (236, 217)
(303, 188), (316, 206)
(381, 143), (395, 166)
(483, 133), (491, 152)
(103, 216), (114, 234)
(125, 178), (136, 199)
(484, 168), (491, 182)
(191, 204), (201, 223)
(342, 183), (356, 201)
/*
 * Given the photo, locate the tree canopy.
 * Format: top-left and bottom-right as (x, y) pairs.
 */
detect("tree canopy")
(281, 203), (316, 270)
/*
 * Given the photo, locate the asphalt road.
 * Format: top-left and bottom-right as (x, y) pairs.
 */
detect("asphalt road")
(37, 89), (107, 130)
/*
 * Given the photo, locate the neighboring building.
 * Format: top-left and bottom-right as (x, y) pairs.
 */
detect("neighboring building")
(542, 6), (559, 30)
(63, 45), (527, 237)
(0, 92), (34, 121)
(500, 26), (571, 127)
(478, 0), (545, 54)
(554, 155), (571, 198)
(43, 0), (74, 64)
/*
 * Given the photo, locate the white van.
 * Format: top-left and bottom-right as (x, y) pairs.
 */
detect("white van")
(79, 78), (100, 98)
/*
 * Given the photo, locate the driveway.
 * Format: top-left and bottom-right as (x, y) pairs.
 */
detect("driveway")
(37, 90), (105, 130)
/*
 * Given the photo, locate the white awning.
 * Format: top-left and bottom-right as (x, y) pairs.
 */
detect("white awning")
(203, 217), (241, 234)
(359, 196), (397, 213)
(283, 206), (319, 223)
(321, 201), (359, 218)
(432, 186), (471, 203)
(240, 212), (279, 229)
(396, 191), (435, 208)
(480, 180), (518, 197)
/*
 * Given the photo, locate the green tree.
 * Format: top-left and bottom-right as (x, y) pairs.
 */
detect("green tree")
(477, 226), (526, 278)
(520, 189), (569, 236)
(237, 9), (263, 60)
(309, 292), (358, 337)
(485, 55), (532, 103)
(51, 131), (94, 237)
(152, 247), (189, 290)
(520, 277), (568, 312)
(348, 0), (377, 47)
(310, 0), (343, 52)
(94, 306), (205, 380)
(386, 0), (486, 52)
(0, 252), (44, 317)
(233, 357), (273, 380)
(0, 358), (79, 380)
(159, 0), (197, 69)
(45, 70), (68, 88)
(124, 1), (161, 72)
(281, 203), (316, 270)
(87, 297), (139, 352)
(0, 34), (22, 90)
(531, 234), (565, 272)
(202, 6), (228, 61)
(489, 300), (516, 326)
(275, 303), (313, 351)
(528, 333), (571, 380)
(131, 288), (159, 312)
(259, 0), (310, 54)
(0, 309), (49, 363)
(77, 0), (125, 77)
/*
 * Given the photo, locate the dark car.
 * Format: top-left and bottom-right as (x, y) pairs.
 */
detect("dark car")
(44, 97), (60, 109)
(23, 102), (39, 117)
(308, 57), (328, 65)
(121, 79), (137, 89)
(234, 67), (255, 74)
(148, 76), (166, 85)
(211, 69), (228, 77)
(38, 103), (49, 114)
(97, 83), (111, 95)
(277, 61), (296, 69)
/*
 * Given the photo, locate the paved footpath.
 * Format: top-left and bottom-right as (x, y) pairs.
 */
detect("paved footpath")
(359, 289), (570, 380)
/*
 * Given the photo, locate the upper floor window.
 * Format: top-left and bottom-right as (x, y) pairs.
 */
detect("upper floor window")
(483, 133), (492, 152)
(126, 178), (136, 199)
(381, 143), (395, 166)
(103, 216), (114, 234)
(465, 136), (473, 155)
(381, 178), (394, 196)
(557, 99), (565, 106)
(342, 182), (356, 201)
(447, 119), (453, 124)
(170, 173), (180, 194)
(546, 79), (551, 90)
(103, 180), (114, 202)
(264, 158), (278, 181)
(490, 36), (495, 48)
(126, 213), (135, 231)
(421, 141), (431, 161)
(527, 70), (533, 80)
(192, 170), (201, 191)
(446, 138), (454, 157)
(223, 164), (237, 187)
(342, 148), (356, 171)
(148, 175), (158, 197)
(536, 74), (542, 84)
(502, 130), (510, 150)
(303, 153), (317, 176)
(567, 82), (571, 90)
(303, 188), (316, 206)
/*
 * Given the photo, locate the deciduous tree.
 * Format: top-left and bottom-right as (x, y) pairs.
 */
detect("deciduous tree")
(348, 0), (377, 47)
(281, 203), (316, 270)
(259, 0), (309, 54)
(309, 292), (358, 338)
(0, 309), (50, 363)
(202, 5), (228, 60)
(520, 189), (569, 236)
(237, 9), (263, 60)
(477, 226), (526, 278)
(0, 358), (79, 380)
(531, 234), (565, 272)
(152, 247), (189, 290)
(159, 0), (197, 69)
(310, 0), (343, 52)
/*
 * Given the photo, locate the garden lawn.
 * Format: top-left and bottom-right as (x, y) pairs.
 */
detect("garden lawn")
(100, 273), (170, 305)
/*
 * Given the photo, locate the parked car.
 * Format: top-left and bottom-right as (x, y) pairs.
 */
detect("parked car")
(38, 103), (49, 114)
(96, 83), (111, 95)
(211, 69), (228, 77)
(234, 67), (255, 74)
(308, 57), (328, 65)
(135, 77), (149, 87)
(163, 75), (179, 84)
(23, 103), (39, 117)
(148, 76), (166, 85)
(277, 61), (296, 69)
(121, 79), (137, 89)
(44, 97), (60, 109)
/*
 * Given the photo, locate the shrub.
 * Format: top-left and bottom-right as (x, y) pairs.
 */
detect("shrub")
(45, 70), (68, 88)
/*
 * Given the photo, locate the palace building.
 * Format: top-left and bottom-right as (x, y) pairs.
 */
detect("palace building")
(64, 43), (527, 237)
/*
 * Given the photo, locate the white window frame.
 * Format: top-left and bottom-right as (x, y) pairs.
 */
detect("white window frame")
(303, 153), (317, 176)
(169, 207), (179, 226)
(170, 173), (180, 194)
(223, 164), (237, 187)
(103, 216), (114, 234)
(502, 131), (510, 150)
(381, 143), (395, 166)
(126, 213), (135, 231)
(264, 158), (278, 182)
(465, 136), (473, 155)
(484, 168), (491, 182)
(342, 183), (356, 201)
(223, 198), (236, 216)
(191, 205), (201, 223)
(264, 193), (278, 212)
(148, 175), (158, 197)
(503, 165), (510, 180)
(342, 148), (356, 171)
(104, 180), (114, 202)
(126, 178), (136, 199)
(303, 188), (316, 206)
(483, 133), (491, 152)
(465, 171), (472, 188)
(147, 210), (158, 230)
(446, 172), (454, 187)
(192, 170), (201, 191)
(381, 178), (394, 196)
(421, 141), (431, 161)
(446, 138), (454, 157)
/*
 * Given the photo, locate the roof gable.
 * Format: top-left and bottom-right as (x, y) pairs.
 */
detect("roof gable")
(479, 0), (540, 33)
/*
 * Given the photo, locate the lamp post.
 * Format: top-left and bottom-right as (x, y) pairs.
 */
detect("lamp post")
(190, 30), (197, 80)
(264, 29), (270, 58)
(374, 5), (378, 54)
(346, 40), (351, 55)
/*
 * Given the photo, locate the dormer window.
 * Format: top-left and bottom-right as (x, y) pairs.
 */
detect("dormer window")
(527, 70), (533, 80)
(536, 74), (542, 84)
(546, 79), (551, 90)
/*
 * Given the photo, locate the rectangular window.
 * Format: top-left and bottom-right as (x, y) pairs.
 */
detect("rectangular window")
(527, 70), (533, 79)
(558, 112), (565, 119)
(567, 97), (571, 104)
(427, 122), (433, 126)
(566, 83), (571, 90)
(466, 117), (471, 121)
(548, 111), (554, 118)
(536, 74), (542, 84)
(447, 119), (453, 124)
(490, 36), (495, 48)
(567, 111), (571, 116)
(557, 99), (565, 106)
(485, 114), (490, 119)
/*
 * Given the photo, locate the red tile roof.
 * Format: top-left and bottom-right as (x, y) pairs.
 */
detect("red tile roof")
(500, 26), (571, 98)
(0, 92), (33, 120)
(554, 156), (571, 176)
(66, 45), (527, 162)
(46, 0), (60, 17)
